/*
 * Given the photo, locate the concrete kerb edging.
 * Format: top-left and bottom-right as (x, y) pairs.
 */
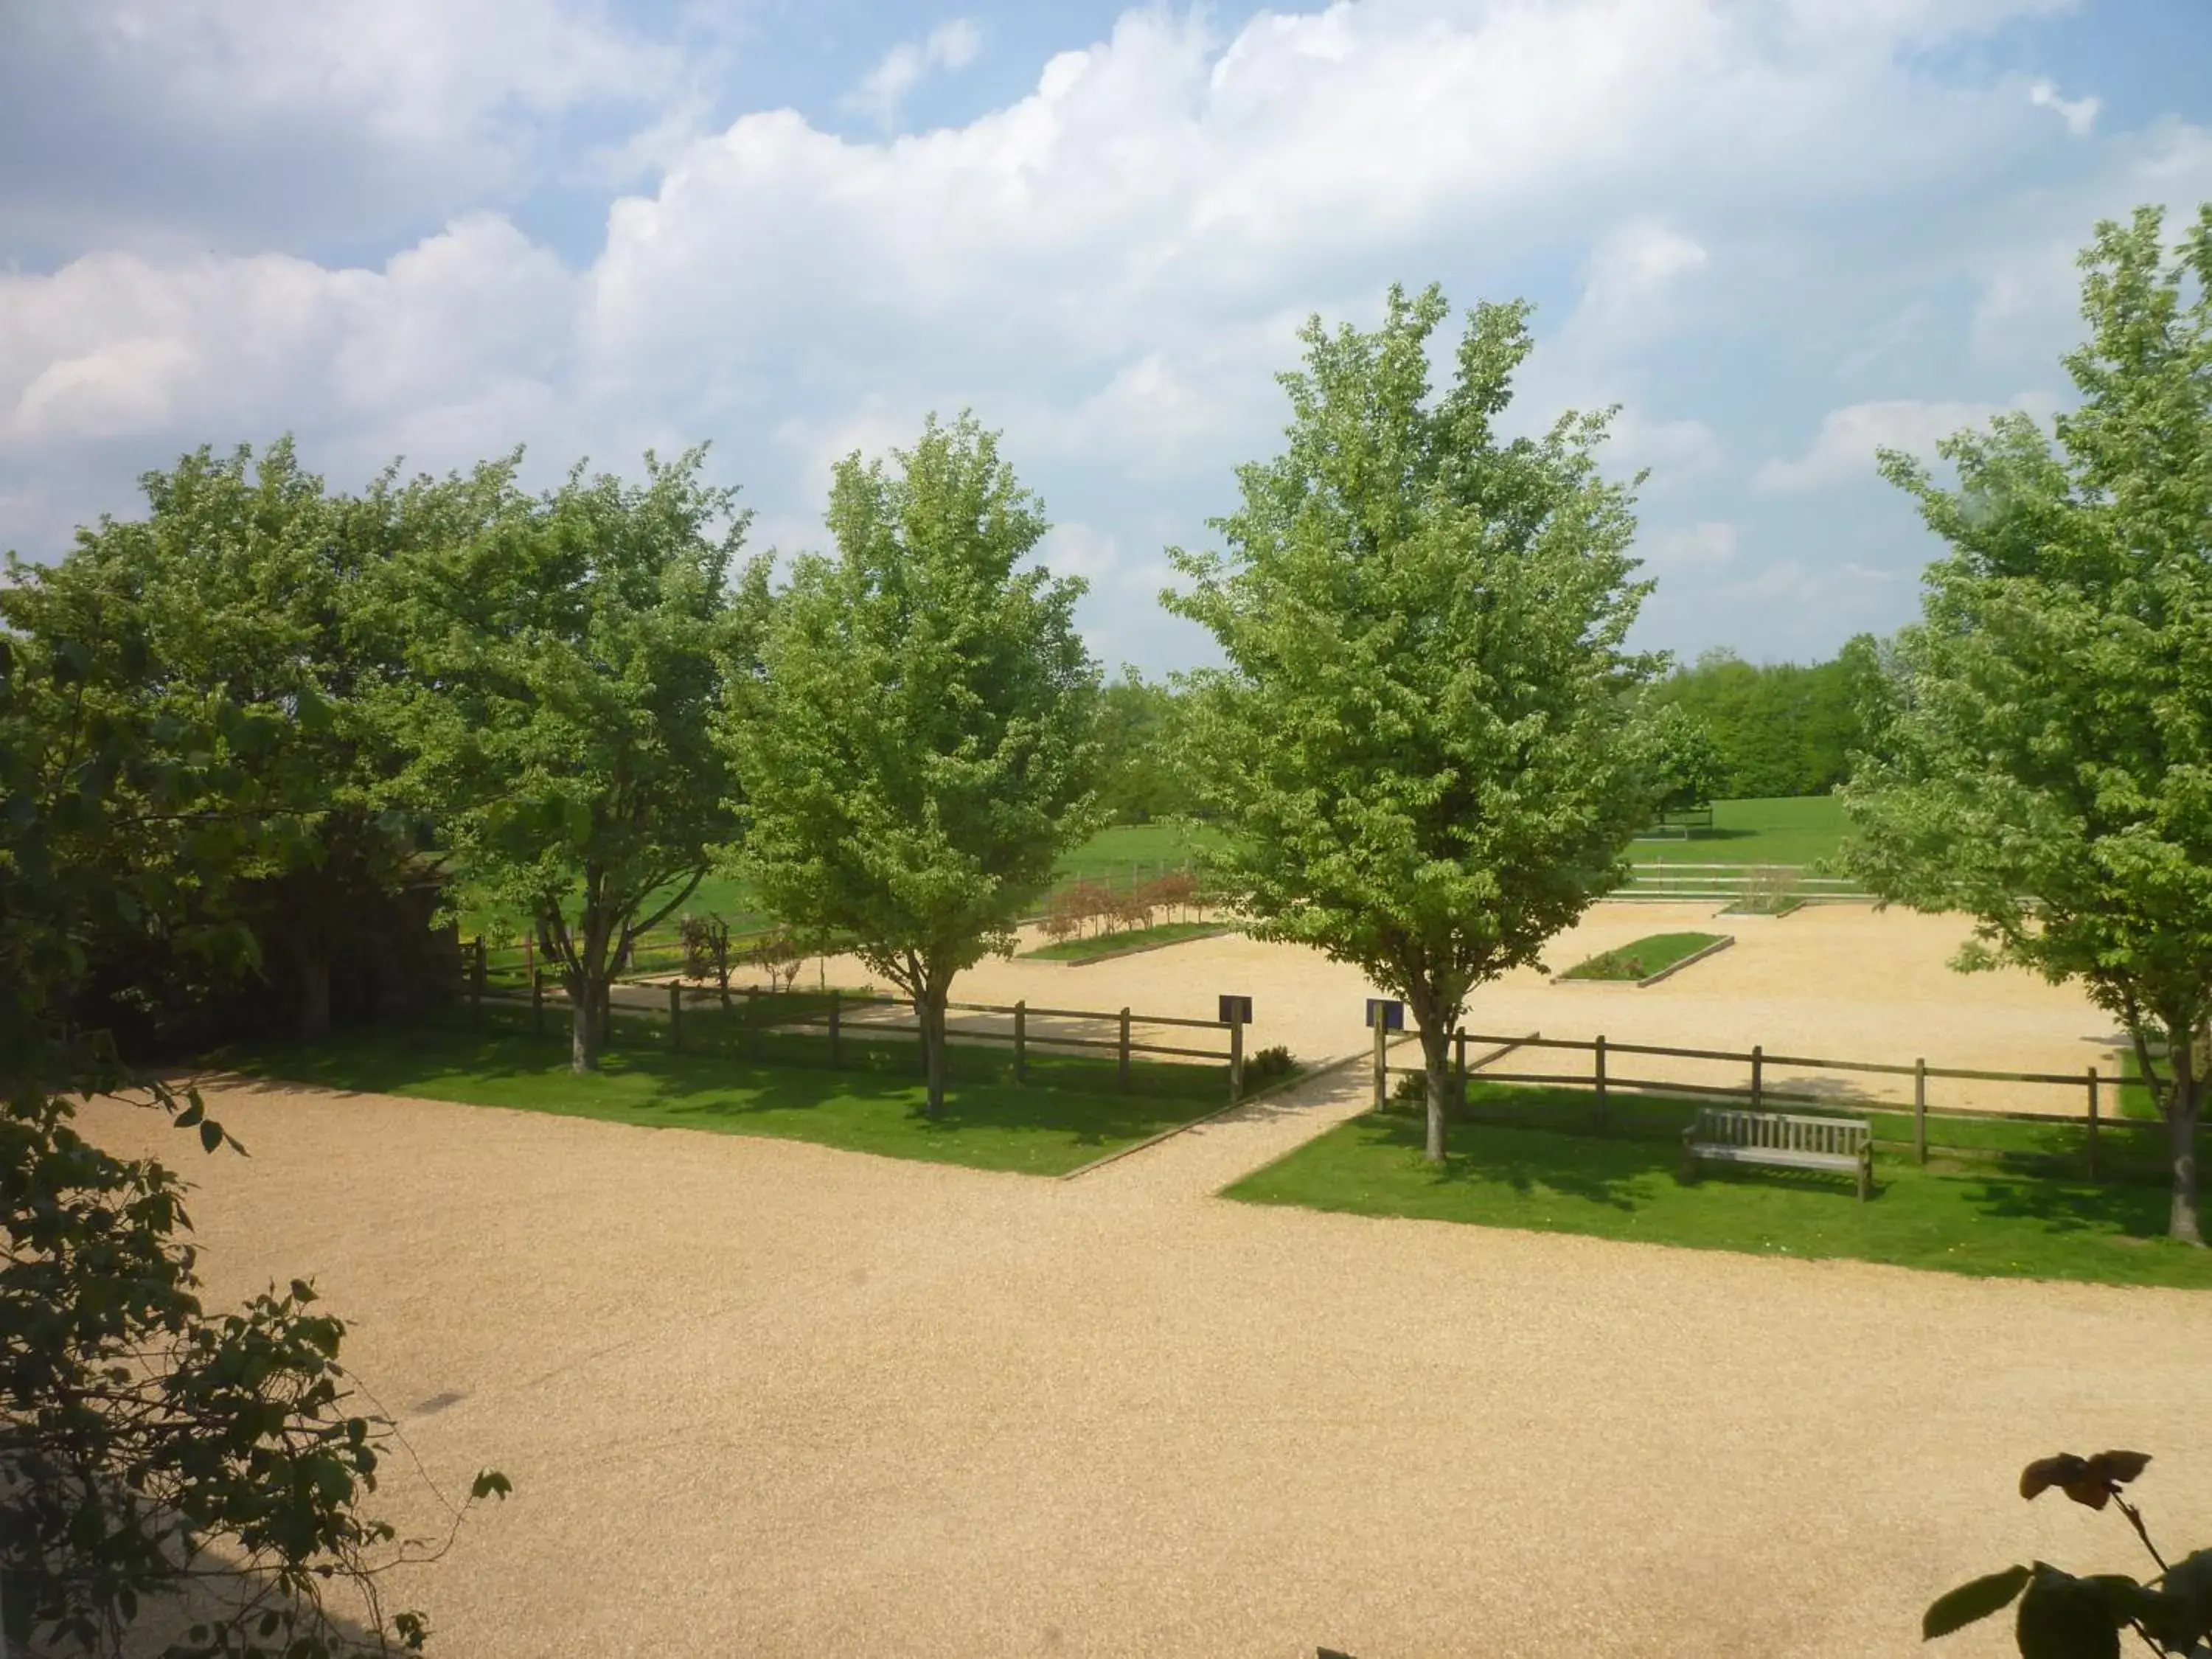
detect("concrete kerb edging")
(1056, 1044), (1373, 1181)
(1550, 933), (1736, 990)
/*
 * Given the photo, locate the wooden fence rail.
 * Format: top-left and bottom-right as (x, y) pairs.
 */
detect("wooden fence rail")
(472, 977), (1256, 1102)
(1368, 1025), (2134, 1179)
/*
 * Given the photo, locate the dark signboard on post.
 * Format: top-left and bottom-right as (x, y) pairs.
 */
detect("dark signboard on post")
(1365, 998), (1405, 1031)
(1217, 994), (1253, 1026)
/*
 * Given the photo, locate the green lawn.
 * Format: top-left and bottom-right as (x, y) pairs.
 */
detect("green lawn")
(1051, 821), (1225, 884)
(1226, 1089), (2212, 1288)
(1630, 795), (1846, 869)
(220, 1006), (1228, 1177)
(1024, 919), (1229, 962)
(1558, 931), (1725, 982)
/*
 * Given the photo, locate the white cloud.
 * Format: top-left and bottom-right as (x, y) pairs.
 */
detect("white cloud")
(845, 18), (986, 130)
(1641, 521), (1739, 570)
(93, 0), (675, 147)
(4, 0), (2199, 671)
(2029, 78), (2101, 137)
(1752, 393), (2057, 491)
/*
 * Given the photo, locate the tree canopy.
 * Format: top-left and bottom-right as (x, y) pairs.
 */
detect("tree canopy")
(724, 414), (1099, 1116)
(366, 448), (748, 1073)
(1649, 639), (1886, 800)
(1843, 201), (2212, 1243)
(1166, 283), (1662, 1161)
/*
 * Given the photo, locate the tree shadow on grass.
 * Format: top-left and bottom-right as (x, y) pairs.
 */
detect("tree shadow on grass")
(218, 1018), (1211, 1152)
(1358, 1111), (1674, 1213)
(1958, 1172), (2174, 1242)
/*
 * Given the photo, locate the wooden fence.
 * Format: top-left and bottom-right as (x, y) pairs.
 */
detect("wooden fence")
(1610, 863), (1870, 904)
(1371, 1025), (2147, 1178)
(465, 971), (1258, 1102)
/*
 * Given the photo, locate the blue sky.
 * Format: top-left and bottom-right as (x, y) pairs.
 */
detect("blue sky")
(4, 0), (2208, 674)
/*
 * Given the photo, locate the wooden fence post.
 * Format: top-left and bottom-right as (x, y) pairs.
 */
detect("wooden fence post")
(1118, 1007), (1132, 1090)
(1372, 1011), (1388, 1109)
(470, 936), (486, 1022)
(667, 981), (682, 1053)
(1750, 1044), (1764, 1111)
(1593, 1034), (1608, 1135)
(2087, 1067), (2100, 1180)
(531, 969), (545, 1038)
(828, 989), (841, 1070)
(1229, 1009), (1245, 1104)
(1913, 1059), (1927, 1165)
(1014, 1000), (1027, 1085)
(745, 984), (759, 1059)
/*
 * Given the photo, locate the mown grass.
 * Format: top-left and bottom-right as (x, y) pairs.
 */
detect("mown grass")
(1558, 931), (1725, 981)
(1630, 794), (1847, 869)
(217, 1000), (1230, 1177)
(1023, 919), (1229, 962)
(1226, 1083), (2212, 1287)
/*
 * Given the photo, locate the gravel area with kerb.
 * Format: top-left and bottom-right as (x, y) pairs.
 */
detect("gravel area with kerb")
(77, 998), (2212, 1658)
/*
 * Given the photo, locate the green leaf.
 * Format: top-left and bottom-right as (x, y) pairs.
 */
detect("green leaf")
(199, 1119), (223, 1153)
(471, 1468), (513, 1501)
(173, 1099), (204, 1128)
(1923, 1565), (2030, 1638)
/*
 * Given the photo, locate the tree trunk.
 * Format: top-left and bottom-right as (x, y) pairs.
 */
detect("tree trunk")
(1418, 1017), (1453, 1164)
(571, 976), (599, 1074)
(921, 992), (948, 1118)
(2172, 1038), (2203, 1245)
(296, 952), (332, 1043)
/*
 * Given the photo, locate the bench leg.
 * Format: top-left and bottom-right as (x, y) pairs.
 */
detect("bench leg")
(1857, 1152), (1871, 1203)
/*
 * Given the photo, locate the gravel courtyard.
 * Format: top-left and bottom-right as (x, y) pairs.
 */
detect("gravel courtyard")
(81, 952), (2212, 1659)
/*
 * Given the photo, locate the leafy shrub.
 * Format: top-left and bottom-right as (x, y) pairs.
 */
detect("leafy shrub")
(1244, 1044), (1295, 1086)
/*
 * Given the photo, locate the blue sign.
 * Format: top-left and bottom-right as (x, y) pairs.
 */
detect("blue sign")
(1365, 998), (1405, 1031)
(1217, 994), (1253, 1026)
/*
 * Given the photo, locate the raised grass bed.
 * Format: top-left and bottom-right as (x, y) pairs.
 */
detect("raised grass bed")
(1555, 931), (1731, 985)
(1023, 919), (1228, 964)
(1225, 1087), (2212, 1289)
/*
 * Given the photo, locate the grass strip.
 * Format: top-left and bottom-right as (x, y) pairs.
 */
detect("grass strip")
(1558, 931), (1725, 983)
(216, 1004), (1228, 1177)
(1023, 920), (1228, 963)
(1226, 1090), (2212, 1288)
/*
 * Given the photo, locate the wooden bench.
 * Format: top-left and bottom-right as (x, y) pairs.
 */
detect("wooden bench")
(1682, 1106), (1872, 1200)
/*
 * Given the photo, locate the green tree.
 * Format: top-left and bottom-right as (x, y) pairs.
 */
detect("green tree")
(1, 563), (504, 1654)
(0, 440), (425, 1048)
(1843, 203), (2212, 1243)
(1166, 283), (1661, 1162)
(1093, 668), (1194, 824)
(1649, 641), (1876, 799)
(726, 414), (1100, 1116)
(1650, 703), (1725, 815)
(368, 449), (745, 1074)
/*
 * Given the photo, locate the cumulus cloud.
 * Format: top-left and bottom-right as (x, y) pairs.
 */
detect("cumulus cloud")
(845, 18), (985, 130)
(3, 0), (2202, 668)
(2029, 78), (2101, 137)
(1640, 521), (1739, 570)
(1752, 394), (2057, 491)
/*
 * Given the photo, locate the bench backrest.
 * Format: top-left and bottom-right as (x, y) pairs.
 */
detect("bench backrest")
(1691, 1107), (1868, 1157)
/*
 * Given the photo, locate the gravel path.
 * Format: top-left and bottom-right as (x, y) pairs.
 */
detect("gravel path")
(791, 902), (2129, 1117)
(76, 1047), (2212, 1659)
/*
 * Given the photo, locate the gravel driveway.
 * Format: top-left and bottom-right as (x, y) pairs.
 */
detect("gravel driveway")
(76, 1042), (2212, 1658)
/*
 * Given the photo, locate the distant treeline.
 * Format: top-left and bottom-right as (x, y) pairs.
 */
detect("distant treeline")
(1093, 639), (1889, 823)
(1649, 637), (1887, 801)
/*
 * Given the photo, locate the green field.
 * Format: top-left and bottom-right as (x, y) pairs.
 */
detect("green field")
(1226, 1093), (2212, 1289)
(223, 1006), (1228, 1177)
(1630, 794), (1846, 869)
(1559, 931), (1725, 982)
